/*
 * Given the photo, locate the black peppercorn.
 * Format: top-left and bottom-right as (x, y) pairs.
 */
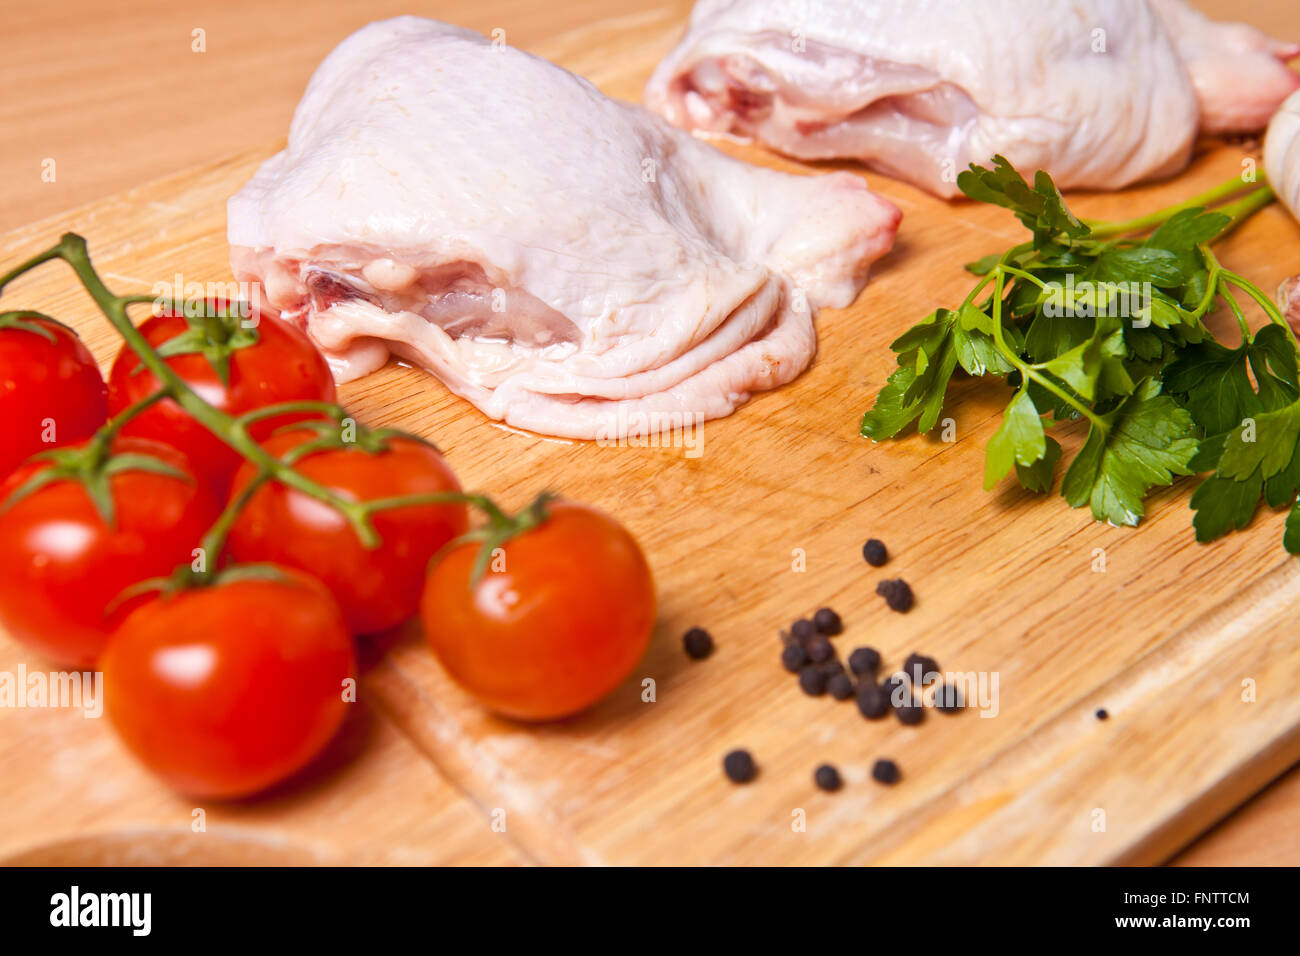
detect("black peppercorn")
(814, 764), (842, 792)
(791, 618), (816, 643)
(876, 578), (914, 613)
(935, 683), (964, 713)
(781, 643), (808, 673)
(902, 652), (939, 682)
(827, 672), (855, 700)
(1096, 708), (1109, 721)
(805, 634), (833, 663)
(682, 627), (714, 660)
(799, 666), (828, 696)
(880, 674), (909, 708)
(862, 538), (888, 567)
(723, 749), (757, 784)
(856, 684), (889, 719)
(872, 759), (901, 785)
(820, 658), (845, 677)
(812, 607), (842, 636)
(896, 703), (925, 726)
(847, 646), (881, 677)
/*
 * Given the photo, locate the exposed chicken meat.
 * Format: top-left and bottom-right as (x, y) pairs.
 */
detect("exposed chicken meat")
(645, 0), (1300, 198)
(227, 17), (900, 441)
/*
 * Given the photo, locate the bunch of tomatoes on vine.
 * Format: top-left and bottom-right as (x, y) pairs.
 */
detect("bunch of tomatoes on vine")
(0, 235), (656, 798)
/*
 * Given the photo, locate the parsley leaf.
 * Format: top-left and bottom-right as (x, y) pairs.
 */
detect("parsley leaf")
(1060, 379), (1198, 526)
(984, 388), (1046, 490)
(861, 156), (1289, 553)
(957, 156), (1088, 244)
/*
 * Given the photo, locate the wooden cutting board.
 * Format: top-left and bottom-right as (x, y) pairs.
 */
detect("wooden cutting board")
(2, 3), (1300, 866)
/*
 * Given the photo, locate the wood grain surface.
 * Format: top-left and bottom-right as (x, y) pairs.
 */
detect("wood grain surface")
(1, 0), (1298, 865)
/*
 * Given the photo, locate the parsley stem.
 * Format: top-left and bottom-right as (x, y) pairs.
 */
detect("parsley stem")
(1192, 244), (1223, 322)
(961, 270), (995, 308)
(1220, 284), (1252, 341)
(1001, 265), (1049, 290)
(988, 267), (1106, 430)
(1214, 186), (1276, 238)
(1199, 242), (1298, 349)
(1220, 270), (1300, 349)
(1085, 173), (1266, 237)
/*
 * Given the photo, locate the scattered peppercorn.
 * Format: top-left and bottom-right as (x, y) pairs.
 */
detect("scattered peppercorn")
(799, 666), (828, 696)
(856, 684), (889, 719)
(781, 643), (809, 673)
(876, 578), (914, 613)
(820, 658), (845, 677)
(814, 764), (843, 792)
(805, 634), (833, 664)
(935, 683), (964, 713)
(880, 674), (909, 708)
(1095, 708), (1109, 721)
(902, 652), (940, 682)
(872, 759), (901, 785)
(896, 703), (925, 726)
(682, 627), (714, 660)
(723, 749), (757, 784)
(791, 618), (816, 643)
(862, 538), (888, 567)
(847, 646), (881, 677)
(812, 607), (843, 636)
(827, 672), (855, 700)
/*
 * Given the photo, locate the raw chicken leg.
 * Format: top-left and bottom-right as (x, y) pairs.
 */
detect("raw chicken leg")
(1151, 0), (1300, 134)
(645, 0), (1300, 198)
(227, 17), (900, 441)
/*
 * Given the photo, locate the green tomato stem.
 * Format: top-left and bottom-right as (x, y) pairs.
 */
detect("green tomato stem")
(86, 390), (169, 458)
(0, 232), (543, 581)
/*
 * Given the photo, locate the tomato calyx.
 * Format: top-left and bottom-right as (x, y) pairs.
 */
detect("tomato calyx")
(0, 389), (182, 524)
(452, 491), (556, 585)
(149, 300), (262, 387)
(0, 309), (77, 342)
(111, 560), (293, 614)
(0, 441), (189, 526)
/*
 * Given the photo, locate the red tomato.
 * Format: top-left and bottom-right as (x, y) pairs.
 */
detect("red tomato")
(107, 300), (335, 492)
(0, 438), (221, 667)
(0, 315), (107, 479)
(421, 500), (655, 721)
(227, 426), (468, 635)
(102, 570), (355, 799)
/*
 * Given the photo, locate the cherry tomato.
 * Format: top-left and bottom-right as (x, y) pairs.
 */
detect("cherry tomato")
(0, 438), (221, 667)
(421, 500), (655, 721)
(227, 426), (468, 634)
(102, 570), (355, 799)
(107, 299), (335, 492)
(0, 315), (107, 479)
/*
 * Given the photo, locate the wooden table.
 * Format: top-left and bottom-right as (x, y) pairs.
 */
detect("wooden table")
(1, 0), (1297, 865)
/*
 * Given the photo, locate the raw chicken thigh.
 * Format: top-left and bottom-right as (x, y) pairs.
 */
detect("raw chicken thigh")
(1151, 0), (1300, 134)
(645, 0), (1299, 198)
(227, 17), (900, 440)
